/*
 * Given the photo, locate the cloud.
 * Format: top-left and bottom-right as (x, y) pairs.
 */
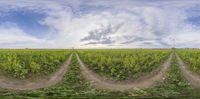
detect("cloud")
(0, 22), (49, 48)
(79, 6), (174, 47)
(80, 23), (123, 45)
(0, 0), (200, 48)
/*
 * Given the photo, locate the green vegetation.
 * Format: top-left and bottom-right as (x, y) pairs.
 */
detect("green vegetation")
(23, 54), (93, 98)
(78, 49), (171, 80)
(177, 49), (200, 72)
(144, 54), (192, 98)
(0, 54), (111, 98)
(0, 49), (200, 99)
(0, 49), (71, 79)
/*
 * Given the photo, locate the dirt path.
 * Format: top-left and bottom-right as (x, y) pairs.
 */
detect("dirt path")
(176, 53), (200, 88)
(0, 54), (73, 90)
(76, 53), (172, 91)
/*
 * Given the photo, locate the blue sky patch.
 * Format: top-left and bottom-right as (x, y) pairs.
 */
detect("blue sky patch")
(0, 0), (200, 48)
(187, 16), (200, 26)
(0, 9), (49, 38)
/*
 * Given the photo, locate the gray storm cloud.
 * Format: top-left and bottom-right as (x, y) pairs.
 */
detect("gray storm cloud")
(80, 23), (123, 45)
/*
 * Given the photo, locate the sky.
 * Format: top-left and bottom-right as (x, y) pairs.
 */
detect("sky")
(0, 0), (200, 48)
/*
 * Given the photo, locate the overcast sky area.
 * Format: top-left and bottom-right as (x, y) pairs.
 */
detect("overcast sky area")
(0, 0), (200, 48)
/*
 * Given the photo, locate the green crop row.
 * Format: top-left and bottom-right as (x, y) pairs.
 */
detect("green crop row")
(78, 49), (171, 80)
(0, 49), (71, 79)
(144, 54), (191, 98)
(1, 49), (200, 98)
(177, 49), (200, 73)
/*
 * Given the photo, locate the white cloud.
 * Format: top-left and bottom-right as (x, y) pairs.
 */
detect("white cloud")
(0, 0), (200, 48)
(0, 22), (53, 48)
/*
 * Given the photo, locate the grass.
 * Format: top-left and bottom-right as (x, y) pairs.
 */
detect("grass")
(136, 53), (200, 99)
(0, 54), (91, 98)
(144, 54), (192, 98)
(0, 52), (200, 98)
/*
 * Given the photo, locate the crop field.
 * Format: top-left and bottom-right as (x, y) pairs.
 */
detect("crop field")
(0, 49), (200, 98)
(1, 0), (200, 98)
(78, 49), (171, 80)
(177, 49), (200, 73)
(0, 49), (71, 79)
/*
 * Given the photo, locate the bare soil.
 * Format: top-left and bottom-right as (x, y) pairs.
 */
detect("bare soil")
(0, 54), (73, 90)
(76, 53), (173, 91)
(176, 53), (200, 88)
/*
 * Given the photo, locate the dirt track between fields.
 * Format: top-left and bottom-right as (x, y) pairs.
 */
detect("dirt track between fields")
(76, 53), (173, 91)
(0, 54), (73, 90)
(2, 52), (198, 91)
(176, 53), (200, 88)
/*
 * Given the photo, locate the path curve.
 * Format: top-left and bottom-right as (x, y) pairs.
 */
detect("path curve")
(76, 53), (172, 91)
(176, 53), (200, 88)
(0, 53), (73, 90)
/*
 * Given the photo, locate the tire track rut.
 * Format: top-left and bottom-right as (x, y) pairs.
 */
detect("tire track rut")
(0, 54), (73, 90)
(176, 53), (200, 88)
(76, 53), (173, 91)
